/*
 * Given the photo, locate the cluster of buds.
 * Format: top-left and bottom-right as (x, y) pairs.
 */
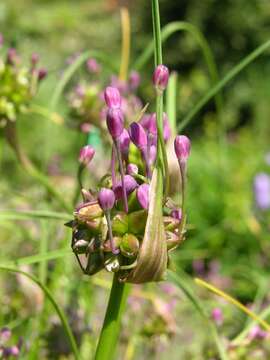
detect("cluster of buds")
(0, 327), (22, 359)
(67, 65), (191, 283)
(67, 57), (142, 135)
(0, 35), (47, 127)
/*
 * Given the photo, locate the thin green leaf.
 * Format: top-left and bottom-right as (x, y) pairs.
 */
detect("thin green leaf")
(0, 266), (81, 360)
(168, 270), (229, 360)
(0, 210), (71, 221)
(178, 39), (270, 131)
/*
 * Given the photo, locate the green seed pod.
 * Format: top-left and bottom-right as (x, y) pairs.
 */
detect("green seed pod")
(112, 212), (129, 235)
(120, 233), (140, 258)
(75, 201), (103, 224)
(128, 210), (147, 236)
(103, 237), (122, 252)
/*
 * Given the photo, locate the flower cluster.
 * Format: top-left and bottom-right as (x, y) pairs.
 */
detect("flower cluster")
(0, 35), (47, 127)
(67, 65), (191, 283)
(67, 58), (142, 135)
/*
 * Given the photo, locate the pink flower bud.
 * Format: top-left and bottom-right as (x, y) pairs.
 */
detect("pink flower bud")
(98, 188), (115, 211)
(31, 53), (39, 66)
(104, 86), (121, 109)
(129, 70), (140, 90)
(211, 308), (223, 326)
(174, 135), (191, 162)
(106, 108), (124, 139)
(129, 122), (147, 150)
(149, 145), (157, 166)
(7, 48), (19, 65)
(171, 209), (182, 221)
(119, 128), (130, 159)
(79, 145), (95, 166)
(38, 68), (47, 81)
(153, 64), (169, 91)
(137, 183), (150, 209)
(86, 58), (100, 73)
(127, 163), (138, 175)
(114, 175), (138, 200)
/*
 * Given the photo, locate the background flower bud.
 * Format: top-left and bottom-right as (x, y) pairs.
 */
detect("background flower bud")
(31, 53), (39, 66)
(38, 68), (48, 81)
(153, 64), (169, 91)
(137, 183), (150, 209)
(129, 122), (147, 150)
(129, 70), (140, 90)
(127, 163), (138, 175)
(174, 135), (191, 162)
(104, 86), (121, 109)
(98, 188), (115, 211)
(79, 145), (95, 166)
(106, 108), (124, 139)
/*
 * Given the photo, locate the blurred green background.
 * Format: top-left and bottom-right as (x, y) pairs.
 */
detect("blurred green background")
(1, 0), (270, 359)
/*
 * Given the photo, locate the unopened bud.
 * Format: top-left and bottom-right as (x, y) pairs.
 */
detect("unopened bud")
(98, 188), (115, 211)
(79, 145), (95, 166)
(106, 108), (124, 139)
(137, 183), (150, 210)
(114, 175), (138, 200)
(38, 68), (47, 81)
(129, 70), (140, 90)
(153, 64), (169, 92)
(174, 135), (191, 162)
(104, 86), (121, 109)
(119, 128), (130, 160)
(127, 163), (138, 175)
(129, 122), (147, 150)
(75, 201), (103, 223)
(31, 53), (39, 66)
(120, 233), (140, 258)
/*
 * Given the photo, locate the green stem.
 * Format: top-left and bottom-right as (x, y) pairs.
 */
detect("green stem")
(0, 209), (71, 221)
(178, 39), (270, 131)
(134, 21), (222, 115)
(94, 275), (130, 360)
(0, 266), (81, 360)
(152, 0), (169, 197)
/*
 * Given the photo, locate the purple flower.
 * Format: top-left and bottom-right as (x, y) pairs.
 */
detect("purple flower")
(137, 183), (150, 209)
(104, 86), (121, 109)
(171, 209), (182, 221)
(31, 53), (39, 66)
(211, 308), (223, 326)
(119, 128), (130, 160)
(86, 58), (100, 73)
(0, 327), (11, 343)
(149, 145), (157, 166)
(153, 64), (169, 91)
(129, 122), (147, 150)
(163, 113), (171, 142)
(248, 325), (267, 340)
(79, 145), (95, 166)
(254, 173), (270, 210)
(127, 163), (138, 175)
(106, 108), (124, 139)
(114, 175), (138, 200)
(129, 70), (140, 90)
(38, 68), (48, 81)
(98, 188), (115, 211)
(174, 135), (191, 162)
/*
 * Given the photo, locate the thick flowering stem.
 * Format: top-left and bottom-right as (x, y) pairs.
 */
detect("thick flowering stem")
(114, 140), (129, 213)
(94, 275), (130, 360)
